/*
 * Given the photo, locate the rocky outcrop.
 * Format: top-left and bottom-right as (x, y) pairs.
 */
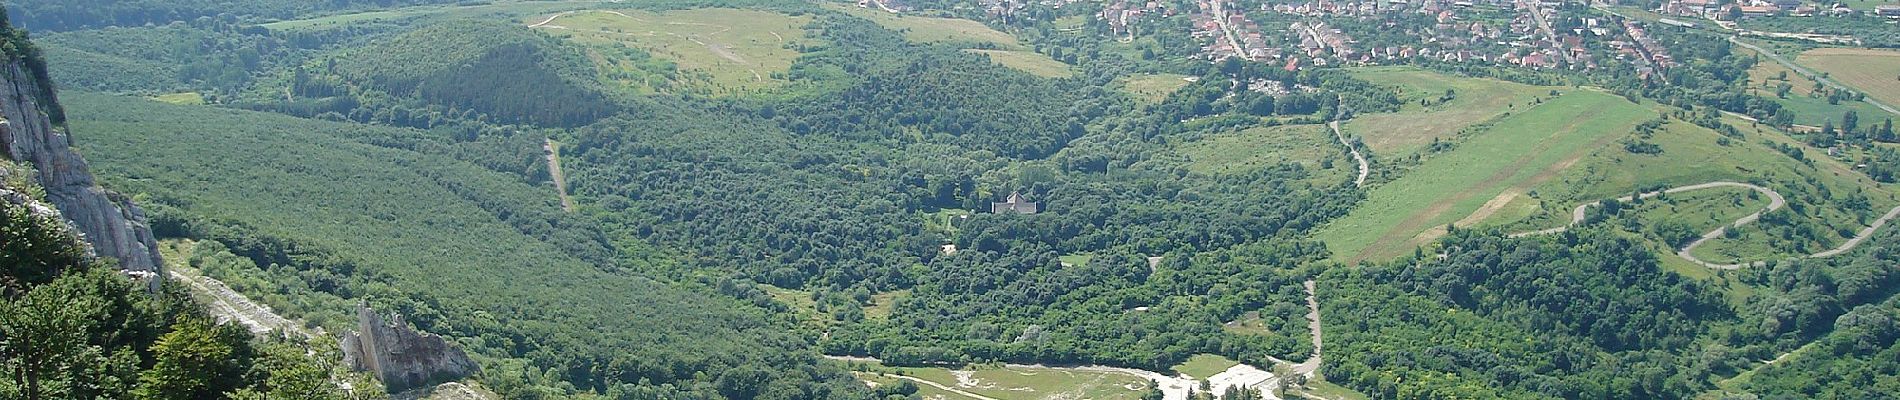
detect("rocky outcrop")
(0, 59), (162, 274)
(342, 303), (479, 393)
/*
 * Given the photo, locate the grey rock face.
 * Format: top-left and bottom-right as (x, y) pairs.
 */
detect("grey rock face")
(0, 61), (162, 273)
(342, 304), (479, 393)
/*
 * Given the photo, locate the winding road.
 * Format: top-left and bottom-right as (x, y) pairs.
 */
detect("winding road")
(1328, 121), (1369, 188)
(1509, 181), (1900, 269)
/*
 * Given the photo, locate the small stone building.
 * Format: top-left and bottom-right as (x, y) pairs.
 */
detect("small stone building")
(991, 191), (1039, 214)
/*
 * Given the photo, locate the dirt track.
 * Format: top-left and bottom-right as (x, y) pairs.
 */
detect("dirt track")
(544, 139), (575, 212)
(1327, 121), (1368, 188)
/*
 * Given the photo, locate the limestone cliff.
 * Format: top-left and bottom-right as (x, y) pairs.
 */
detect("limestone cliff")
(342, 304), (479, 393)
(0, 48), (162, 274)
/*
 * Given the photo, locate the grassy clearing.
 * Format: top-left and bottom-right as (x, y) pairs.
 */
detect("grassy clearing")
(761, 284), (825, 327)
(1176, 123), (1347, 183)
(865, 290), (908, 320)
(1797, 48), (1900, 115)
(1318, 90), (1649, 263)
(1222, 311), (1275, 336)
(151, 92), (204, 105)
(840, 360), (1154, 400)
(534, 9), (814, 95)
(825, 2), (1023, 49)
(1116, 73), (1191, 105)
(854, 372), (983, 400)
(924, 208), (973, 236)
(1296, 380), (1373, 400)
(1172, 354), (1240, 380)
(1343, 66), (1549, 156)
(910, 366), (1151, 400)
(965, 49), (1072, 78)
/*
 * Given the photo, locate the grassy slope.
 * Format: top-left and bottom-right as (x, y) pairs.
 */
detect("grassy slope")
(1343, 66), (1549, 156)
(64, 92), (800, 374)
(535, 8), (815, 94)
(1318, 90), (1647, 263)
(1510, 111), (1898, 264)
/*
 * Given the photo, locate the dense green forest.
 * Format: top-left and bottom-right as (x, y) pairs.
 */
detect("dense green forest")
(66, 92), (884, 399)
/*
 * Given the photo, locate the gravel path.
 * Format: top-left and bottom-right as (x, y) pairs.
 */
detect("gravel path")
(1328, 121), (1369, 188)
(1510, 181), (1900, 269)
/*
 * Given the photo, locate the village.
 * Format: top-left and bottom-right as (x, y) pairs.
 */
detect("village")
(1083, 0), (1897, 76)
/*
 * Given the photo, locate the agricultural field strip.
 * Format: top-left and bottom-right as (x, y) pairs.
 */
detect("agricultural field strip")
(1730, 37), (1900, 117)
(1510, 181), (1900, 269)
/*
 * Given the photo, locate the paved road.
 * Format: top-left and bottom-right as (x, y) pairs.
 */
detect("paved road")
(1511, 181), (1900, 269)
(1209, 0), (1252, 61)
(1517, 0), (1571, 64)
(1730, 37), (1900, 117)
(1328, 121), (1369, 188)
(1293, 280), (1323, 378)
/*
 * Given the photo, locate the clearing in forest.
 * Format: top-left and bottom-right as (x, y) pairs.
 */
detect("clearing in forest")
(1116, 73), (1192, 105)
(965, 49), (1073, 78)
(1342, 66), (1549, 156)
(823, 2), (1071, 78)
(825, 2), (1023, 49)
(1176, 123), (1350, 184)
(151, 92), (205, 105)
(530, 9), (814, 95)
(842, 360), (1159, 400)
(1317, 90), (1649, 263)
(1796, 48), (1900, 116)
